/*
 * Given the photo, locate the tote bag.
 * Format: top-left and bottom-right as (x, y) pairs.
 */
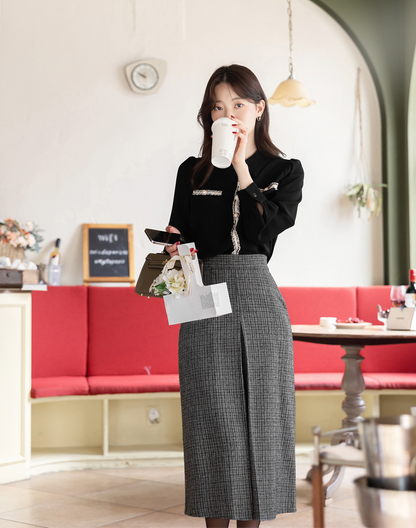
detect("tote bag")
(163, 243), (232, 325)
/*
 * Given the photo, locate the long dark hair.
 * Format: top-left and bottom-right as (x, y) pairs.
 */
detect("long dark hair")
(191, 64), (285, 189)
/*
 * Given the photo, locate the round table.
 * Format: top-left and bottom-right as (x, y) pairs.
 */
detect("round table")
(292, 324), (416, 430)
(291, 324), (416, 500)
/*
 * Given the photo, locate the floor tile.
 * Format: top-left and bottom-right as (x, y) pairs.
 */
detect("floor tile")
(92, 467), (185, 485)
(79, 480), (184, 511)
(295, 463), (312, 480)
(262, 506), (364, 527)
(93, 466), (185, 484)
(160, 503), (185, 514)
(330, 467), (366, 501)
(294, 479), (312, 505)
(0, 496), (149, 528)
(103, 511), (207, 527)
(0, 520), (44, 528)
(265, 500), (311, 522)
(327, 494), (358, 511)
(0, 485), (65, 514)
(0, 461), (367, 527)
(9, 470), (137, 496)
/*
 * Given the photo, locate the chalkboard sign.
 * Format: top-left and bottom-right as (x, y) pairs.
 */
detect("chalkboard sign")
(82, 224), (134, 285)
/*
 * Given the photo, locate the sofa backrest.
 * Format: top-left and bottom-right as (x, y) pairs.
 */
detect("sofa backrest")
(32, 286), (88, 377)
(357, 286), (416, 372)
(280, 287), (357, 373)
(87, 287), (179, 376)
(31, 285), (416, 380)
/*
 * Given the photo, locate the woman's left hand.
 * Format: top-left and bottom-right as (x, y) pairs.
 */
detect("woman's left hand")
(230, 114), (248, 168)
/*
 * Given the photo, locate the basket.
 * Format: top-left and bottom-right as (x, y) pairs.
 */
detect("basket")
(0, 244), (25, 262)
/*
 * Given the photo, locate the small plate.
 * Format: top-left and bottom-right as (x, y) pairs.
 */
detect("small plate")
(334, 322), (371, 330)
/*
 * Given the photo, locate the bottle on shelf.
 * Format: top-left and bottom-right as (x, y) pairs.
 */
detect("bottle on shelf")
(49, 238), (61, 265)
(405, 269), (416, 308)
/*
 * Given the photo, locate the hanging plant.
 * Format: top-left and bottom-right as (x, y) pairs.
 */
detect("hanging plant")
(345, 182), (386, 218)
(345, 68), (387, 219)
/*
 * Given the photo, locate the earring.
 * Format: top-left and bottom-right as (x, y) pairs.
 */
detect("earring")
(257, 115), (262, 121)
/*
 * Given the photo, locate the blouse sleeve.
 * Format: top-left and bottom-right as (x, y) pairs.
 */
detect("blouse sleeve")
(237, 158), (304, 244)
(167, 158), (193, 240)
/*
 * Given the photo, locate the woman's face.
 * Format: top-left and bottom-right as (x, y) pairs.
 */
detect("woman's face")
(211, 83), (263, 137)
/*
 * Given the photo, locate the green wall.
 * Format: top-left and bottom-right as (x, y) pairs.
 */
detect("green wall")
(311, 0), (416, 285)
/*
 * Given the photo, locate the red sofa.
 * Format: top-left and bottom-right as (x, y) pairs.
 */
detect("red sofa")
(31, 286), (416, 399)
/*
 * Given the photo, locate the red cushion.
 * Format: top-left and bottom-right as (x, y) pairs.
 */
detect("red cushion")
(280, 287), (357, 373)
(356, 286), (391, 324)
(31, 376), (89, 398)
(87, 288), (179, 376)
(357, 287), (416, 373)
(294, 372), (379, 390)
(88, 375), (180, 394)
(365, 373), (416, 389)
(32, 286), (88, 377)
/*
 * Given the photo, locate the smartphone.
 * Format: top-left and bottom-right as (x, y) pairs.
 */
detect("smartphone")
(145, 228), (185, 246)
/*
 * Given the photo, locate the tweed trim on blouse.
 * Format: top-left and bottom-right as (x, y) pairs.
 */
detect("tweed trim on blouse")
(231, 181), (241, 255)
(192, 189), (222, 196)
(260, 182), (279, 192)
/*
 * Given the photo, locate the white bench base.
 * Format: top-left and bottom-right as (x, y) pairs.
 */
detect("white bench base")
(27, 389), (416, 476)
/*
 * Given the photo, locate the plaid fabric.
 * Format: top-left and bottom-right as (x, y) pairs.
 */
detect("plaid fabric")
(178, 254), (296, 521)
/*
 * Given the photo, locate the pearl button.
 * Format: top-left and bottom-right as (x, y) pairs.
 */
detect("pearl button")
(253, 193), (257, 197)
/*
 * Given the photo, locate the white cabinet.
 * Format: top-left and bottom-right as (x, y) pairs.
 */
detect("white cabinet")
(0, 292), (31, 484)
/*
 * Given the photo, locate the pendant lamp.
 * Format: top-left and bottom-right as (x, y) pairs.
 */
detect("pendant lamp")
(269, 0), (315, 107)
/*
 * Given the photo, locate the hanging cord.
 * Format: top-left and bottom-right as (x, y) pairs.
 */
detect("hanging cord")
(287, 0), (294, 78)
(356, 67), (369, 184)
(357, 68), (364, 177)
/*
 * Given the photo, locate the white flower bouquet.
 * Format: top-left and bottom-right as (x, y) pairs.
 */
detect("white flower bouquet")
(150, 268), (188, 299)
(0, 218), (44, 252)
(149, 250), (200, 299)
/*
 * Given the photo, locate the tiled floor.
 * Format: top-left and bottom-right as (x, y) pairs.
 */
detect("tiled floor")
(0, 463), (366, 527)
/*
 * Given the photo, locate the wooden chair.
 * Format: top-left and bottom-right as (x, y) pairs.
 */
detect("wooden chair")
(310, 425), (364, 528)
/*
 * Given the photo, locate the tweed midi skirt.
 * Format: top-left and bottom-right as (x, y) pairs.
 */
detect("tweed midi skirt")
(178, 254), (296, 521)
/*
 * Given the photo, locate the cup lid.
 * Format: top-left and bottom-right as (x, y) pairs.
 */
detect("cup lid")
(211, 117), (236, 131)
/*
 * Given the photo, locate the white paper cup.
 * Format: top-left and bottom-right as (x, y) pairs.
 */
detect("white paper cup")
(211, 117), (238, 169)
(320, 317), (337, 329)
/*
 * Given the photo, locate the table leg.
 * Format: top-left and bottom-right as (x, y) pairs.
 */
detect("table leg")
(340, 345), (366, 432)
(307, 345), (366, 502)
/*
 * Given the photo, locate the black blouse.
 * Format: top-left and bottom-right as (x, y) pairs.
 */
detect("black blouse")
(168, 150), (304, 262)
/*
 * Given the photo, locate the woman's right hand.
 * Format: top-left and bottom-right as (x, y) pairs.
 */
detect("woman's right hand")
(165, 225), (181, 257)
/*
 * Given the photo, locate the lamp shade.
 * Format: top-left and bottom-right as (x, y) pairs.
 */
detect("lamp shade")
(268, 77), (315, 107)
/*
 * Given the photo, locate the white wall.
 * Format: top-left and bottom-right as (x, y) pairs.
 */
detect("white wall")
(0, 0), (383, 286)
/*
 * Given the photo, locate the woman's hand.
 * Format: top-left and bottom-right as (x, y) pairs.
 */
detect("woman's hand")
(230, 114), (249, 167)
(165, 225), (181, 257)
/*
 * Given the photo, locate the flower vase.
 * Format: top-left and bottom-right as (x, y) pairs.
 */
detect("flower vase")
(0, 244), (25, 262)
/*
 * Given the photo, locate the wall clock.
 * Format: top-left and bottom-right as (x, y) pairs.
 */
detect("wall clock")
(125, 58), (167, 95)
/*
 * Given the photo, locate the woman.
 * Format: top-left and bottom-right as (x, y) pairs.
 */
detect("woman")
(165, 64), (304, 528)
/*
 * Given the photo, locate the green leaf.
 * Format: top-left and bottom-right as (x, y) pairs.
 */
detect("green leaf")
(345, 184), (363, 196)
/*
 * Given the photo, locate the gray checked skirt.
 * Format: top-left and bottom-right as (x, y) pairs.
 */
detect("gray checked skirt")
(178, 254), (296, 521)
